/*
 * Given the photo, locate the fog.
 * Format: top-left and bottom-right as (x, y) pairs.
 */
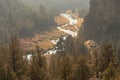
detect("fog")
(19, 0), (90, 12)
(0, 0), (90, 43)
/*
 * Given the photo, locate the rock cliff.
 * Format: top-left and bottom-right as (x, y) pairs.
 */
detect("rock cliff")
(78, 0), (120, 41)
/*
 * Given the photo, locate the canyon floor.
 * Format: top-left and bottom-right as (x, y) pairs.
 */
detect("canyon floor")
(20, 12), (84, 53)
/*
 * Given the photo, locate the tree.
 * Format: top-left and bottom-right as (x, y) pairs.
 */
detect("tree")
(0, 46), (13, 80)
(9, 36), (27, 80)
(72, 56), (92, 80)
(76, 39), (87, 54)
(29, 46), (48, 80)
(115, 65), (120, 80)
(64, 35), (74, 54)
(103, 62), (117, 80)
(92, 50), (100, 78)
(55, 36), (66, 55)
(97, 44), (115, 73)
(116, 39), (120, 60)
(49, 54), (61, 80)
(59, 54), (73, 80)
(91, 43), (119, 79)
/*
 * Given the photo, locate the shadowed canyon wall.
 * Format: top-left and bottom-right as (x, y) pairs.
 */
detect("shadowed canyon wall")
(78, 0), (120, 41)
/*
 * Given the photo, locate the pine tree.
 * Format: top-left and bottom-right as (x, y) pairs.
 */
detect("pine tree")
(64, 35), (75, 55)
(103, 62), (117, 80)
(29, 46), (48, 80)
(72, 56), (92, 80)
(116, 39), (120, 60)
(59, 54), (73, 80)
(56, 36), (66, 54)
(115, 65), (120, 80)
(9, 36), (27, 80)
(49, 54), (61, 80)
(0, 46), (13, 80)
(77, 39), (87, 54)
(92, 50), (99, 78)
(97, 44), (115, 73)
(92, 43), (119, 79)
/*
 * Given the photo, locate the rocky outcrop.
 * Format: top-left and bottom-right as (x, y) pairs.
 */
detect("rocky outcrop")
(78, 0), (120, 41)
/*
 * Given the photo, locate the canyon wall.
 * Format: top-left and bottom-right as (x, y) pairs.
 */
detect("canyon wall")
(78, 0), (120, 41)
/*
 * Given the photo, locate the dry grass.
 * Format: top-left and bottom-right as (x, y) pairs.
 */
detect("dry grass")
(20, 28), (66, 51)
(37, 39), (54, 50)
(61, 25), (77, 31)
(43, 29), (66, 39)
(71, 13), (80, 19)
(20, 12), (84, 52)
(54, 16), (69, 25)
(76, 18), (84, 27)
(61, 18), (84, 32)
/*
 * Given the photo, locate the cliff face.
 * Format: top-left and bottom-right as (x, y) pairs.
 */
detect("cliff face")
(78, 0), (120, 41)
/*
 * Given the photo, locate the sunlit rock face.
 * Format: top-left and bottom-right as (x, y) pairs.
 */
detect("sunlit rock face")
(78, 0), (120, 41)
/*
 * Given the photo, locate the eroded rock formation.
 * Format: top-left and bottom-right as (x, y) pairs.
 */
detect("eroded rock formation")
(78, 0), (120, 41)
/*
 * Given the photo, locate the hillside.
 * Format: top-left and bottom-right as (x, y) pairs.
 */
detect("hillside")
(78, 0), (120, 41)
(0, 0), (90, 44)
(20, 12), (83, 51)
(0, 1), (120, 80)
(0, 0), (56, 42)
(19, 0), (90, 12)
